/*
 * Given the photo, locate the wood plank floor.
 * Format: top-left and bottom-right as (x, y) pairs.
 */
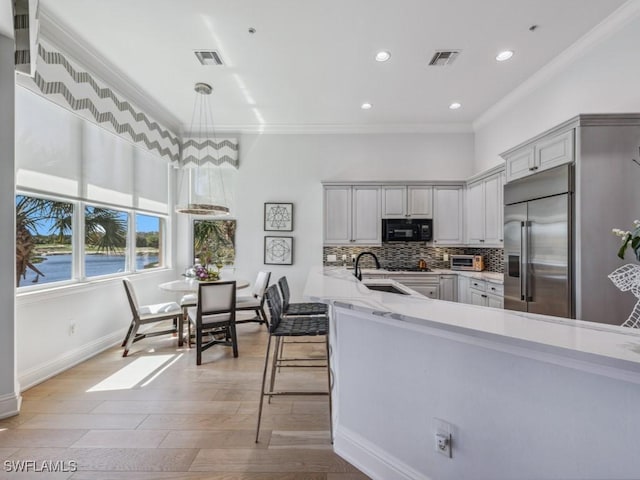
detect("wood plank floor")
(0, 321), (369, 479)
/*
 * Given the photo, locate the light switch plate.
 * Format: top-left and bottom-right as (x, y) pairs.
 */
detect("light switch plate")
(327, 254), (337, 262)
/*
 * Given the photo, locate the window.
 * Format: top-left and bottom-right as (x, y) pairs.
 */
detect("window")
(193, 220), (236, 267)
(136, 214), (164, 271)
(84, 205), (129, 278)
(16, 195), (74, 287)
(15, 87), (171, 290)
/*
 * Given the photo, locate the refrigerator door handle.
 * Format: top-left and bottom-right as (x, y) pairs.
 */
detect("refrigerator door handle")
(520, 221), (527, 302)
(525, 220), (533, 302)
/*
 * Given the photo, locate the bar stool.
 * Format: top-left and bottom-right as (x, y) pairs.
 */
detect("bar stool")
(278, 276), (328, 316)
(255, 284), (332, 443)
(276, 276), (328, 368)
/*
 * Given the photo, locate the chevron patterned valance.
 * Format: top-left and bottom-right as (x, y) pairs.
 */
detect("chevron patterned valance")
(13, 0), (38, 76)
(18, 40), (181, 163)
(179, 137), (239, 168)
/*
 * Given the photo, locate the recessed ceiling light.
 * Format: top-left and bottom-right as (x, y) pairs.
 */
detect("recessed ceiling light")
(496, 50), (514, 62)
(449, 102), (461, 110)
(375, 51), (391, 62)
(361, 102), (373, 110)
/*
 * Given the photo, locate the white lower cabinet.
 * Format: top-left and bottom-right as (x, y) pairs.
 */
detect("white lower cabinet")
(356, 271), (502, 307)
(389, 274), (439, 299)
(438, 275), (457, 302)
(469, 279), (504, 308)
(457, 275), (471, 304)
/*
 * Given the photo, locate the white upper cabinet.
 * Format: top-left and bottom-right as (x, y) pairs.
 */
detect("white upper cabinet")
(382, 186), (432, 218)
(466, 169), (504, 247)
(483, 173), (503, 245)
(381, 186), (407, 218)
(504, 129), (574, 183)
(324, 185), (381, 245)
(407, 186), (433, 218)
(433, 185), (464, 245)
(324, 186), (352, 244)
(352, 186), (382, 244)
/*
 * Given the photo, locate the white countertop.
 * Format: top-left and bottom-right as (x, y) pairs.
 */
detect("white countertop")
(355, 267), (504, 283)
(305, 267), (640, 379)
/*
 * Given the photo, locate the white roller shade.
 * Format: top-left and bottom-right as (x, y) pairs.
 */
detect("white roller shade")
(15, 87), (82, 195)
(16, 86), (169, 213)
(134, 147), (169, 214)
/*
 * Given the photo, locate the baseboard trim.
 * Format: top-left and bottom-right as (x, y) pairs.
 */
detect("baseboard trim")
(18, 331), (123, 391)
(334, 425), (432, 480)
(0, 392), (22, 420)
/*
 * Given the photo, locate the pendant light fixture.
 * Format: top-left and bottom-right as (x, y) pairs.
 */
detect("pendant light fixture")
(175, 82), (230, 216)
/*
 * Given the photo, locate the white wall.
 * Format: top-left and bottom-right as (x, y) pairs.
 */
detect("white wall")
(0, 34), (19, 418)
(16, 269), (177, 389)
(177, 132), (474, 301)
(474, 10), (640, 173)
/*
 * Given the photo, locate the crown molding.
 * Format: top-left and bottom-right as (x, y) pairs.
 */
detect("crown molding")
(37, 5), (182, 134)
(472, 0), (640, 132)
(209, 122), (474, 135)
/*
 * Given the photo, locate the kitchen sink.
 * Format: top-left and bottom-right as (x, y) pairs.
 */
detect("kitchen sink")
(364, 284), (409, 295)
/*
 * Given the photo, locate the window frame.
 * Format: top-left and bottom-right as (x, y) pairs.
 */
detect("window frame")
(16, 189), (170, 293)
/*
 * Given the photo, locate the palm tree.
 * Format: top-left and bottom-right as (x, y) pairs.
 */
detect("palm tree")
(193, 219), (236, 265)
(15, 196), (127, 286)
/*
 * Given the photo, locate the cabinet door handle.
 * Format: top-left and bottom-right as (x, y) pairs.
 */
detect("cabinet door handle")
(481, 294), (487, 298)
(480, 239), (485, 242)
(529, 166), (539, 171)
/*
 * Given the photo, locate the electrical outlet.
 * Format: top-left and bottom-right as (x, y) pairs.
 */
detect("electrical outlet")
(435, 432), (452, 458)
(69, 323), (76, 336)
(434, 418), (453, 458)
(443, 253), (449, 262)
(327, 254), (337, 262)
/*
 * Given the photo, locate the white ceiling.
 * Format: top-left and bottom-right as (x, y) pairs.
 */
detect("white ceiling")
(39, 0), (627, 134)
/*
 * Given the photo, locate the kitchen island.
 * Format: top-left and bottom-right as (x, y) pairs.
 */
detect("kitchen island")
(305, 267), (640, 480)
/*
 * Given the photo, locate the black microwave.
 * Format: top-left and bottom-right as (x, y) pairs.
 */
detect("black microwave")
(382, 219), (432, 242)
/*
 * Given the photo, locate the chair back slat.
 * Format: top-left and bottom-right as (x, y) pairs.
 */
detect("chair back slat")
(122, 278), (140, 318)
(265, 284), (283, 332)
(198, 281), (236, 316)
(277, 276), (291, 310)
(252, 271), (271, 298)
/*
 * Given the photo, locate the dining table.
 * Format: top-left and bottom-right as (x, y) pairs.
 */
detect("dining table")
(159, 276), (250, 293)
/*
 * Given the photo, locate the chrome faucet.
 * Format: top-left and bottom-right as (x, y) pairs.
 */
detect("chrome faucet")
(354, 252), (381, 281)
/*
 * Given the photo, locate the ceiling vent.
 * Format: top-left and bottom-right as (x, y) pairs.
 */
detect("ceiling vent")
(428, 50), (460, 66)
(194, 50), (224, 66)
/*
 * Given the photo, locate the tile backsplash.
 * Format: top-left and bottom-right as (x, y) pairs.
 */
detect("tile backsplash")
(323, 245), (504, 272)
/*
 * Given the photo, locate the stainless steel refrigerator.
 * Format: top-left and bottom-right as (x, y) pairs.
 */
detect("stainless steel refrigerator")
(503, 164), (573, 318)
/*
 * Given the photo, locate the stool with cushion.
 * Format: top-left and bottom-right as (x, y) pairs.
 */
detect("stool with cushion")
(121, 278), (183, 357)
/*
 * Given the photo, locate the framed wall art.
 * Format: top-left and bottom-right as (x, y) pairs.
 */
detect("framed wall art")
(264, 202), (293, 231)
(264, 236), (293, 265)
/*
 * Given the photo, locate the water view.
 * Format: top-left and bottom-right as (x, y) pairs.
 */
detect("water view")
(19, 253), (159, 286)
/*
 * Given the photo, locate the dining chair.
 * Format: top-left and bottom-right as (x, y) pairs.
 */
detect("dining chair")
(121, 278), (183, 357)
(236, 271), (271, 328)
(187, 281), (238, 365)
(255, 284), (332, 443)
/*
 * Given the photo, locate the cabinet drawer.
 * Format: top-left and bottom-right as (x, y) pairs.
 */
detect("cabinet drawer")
(469, 279), (486, 292)
(412, 285), (439, 299)
(486, 282), (504, 296)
